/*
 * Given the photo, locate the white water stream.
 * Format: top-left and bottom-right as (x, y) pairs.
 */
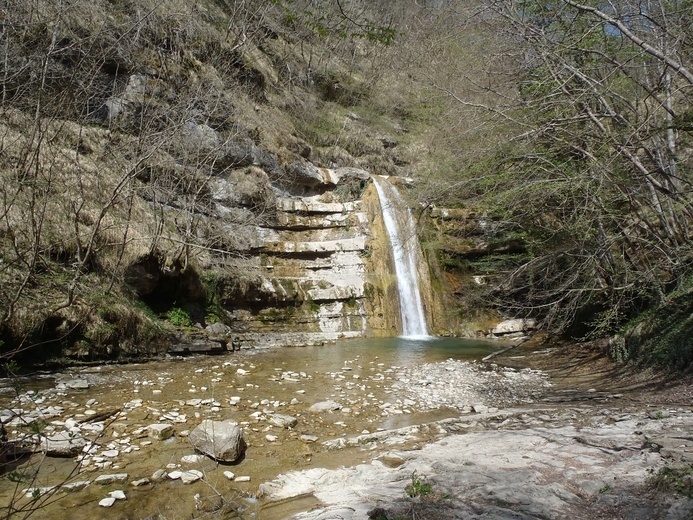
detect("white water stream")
(372, 176), (430, 338)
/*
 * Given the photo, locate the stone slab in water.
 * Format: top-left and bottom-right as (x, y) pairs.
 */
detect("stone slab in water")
(41, 432), (88, 457)
(267, 414), (298, 429)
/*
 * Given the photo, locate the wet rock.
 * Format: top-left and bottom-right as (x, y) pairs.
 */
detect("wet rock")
(64, 379), (90, 390)
(181, 470), (204, 484)
(188, 420), (246, 463)
(194, 492), (225, 513)
(151, 469), (167, 481)
(181, 454), (205, 464)
(94, 473), (129, 485)
(267, 414), (298, 429)
(62, 480), (90, 492)
(147, 423), (174, 440)
(41, 432), (88, 457)
(309, 401), (342, 413)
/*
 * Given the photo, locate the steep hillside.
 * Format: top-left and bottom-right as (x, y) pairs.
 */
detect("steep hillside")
(0, 0), (476, 363)
(2, 0), (690, 370)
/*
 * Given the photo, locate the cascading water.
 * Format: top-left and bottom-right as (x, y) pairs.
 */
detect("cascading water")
(372, 176), (430, 338)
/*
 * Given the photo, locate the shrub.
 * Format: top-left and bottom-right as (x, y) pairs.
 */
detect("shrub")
(166, 307), (192, 327)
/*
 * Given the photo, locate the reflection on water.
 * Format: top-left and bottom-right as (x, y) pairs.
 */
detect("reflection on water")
(267, 336), (507, 370)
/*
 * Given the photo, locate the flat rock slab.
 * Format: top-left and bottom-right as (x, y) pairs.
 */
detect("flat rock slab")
(260, 412), (693, 520)
(308, 401), (342, 413)
(94, 473), (128, 485)
(41, 433), (88, 457)
(267, 414), (298, 428)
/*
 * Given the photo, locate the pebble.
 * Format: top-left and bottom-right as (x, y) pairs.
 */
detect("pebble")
(234, 476), (251, 482)
(223, 471), (235, 480)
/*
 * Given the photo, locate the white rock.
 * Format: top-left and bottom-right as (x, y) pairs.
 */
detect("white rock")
(94, 473), (129, 485)
(99, 497), (116, 507)
(181, 470), (203, 484)
(109, 490), (126, 500)
(267, 414), (298, 429)
(147, 423), (174, 440)
(62, 480), (90, 492)
(181, 454), (205, 464)
(308, 400), (341, 413)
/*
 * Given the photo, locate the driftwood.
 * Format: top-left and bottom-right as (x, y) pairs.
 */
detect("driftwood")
(482, 336), (531, 362)
(77, 409), (121, 424)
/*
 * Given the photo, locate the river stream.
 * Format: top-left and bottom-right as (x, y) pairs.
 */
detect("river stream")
(1, 337), (541, 519)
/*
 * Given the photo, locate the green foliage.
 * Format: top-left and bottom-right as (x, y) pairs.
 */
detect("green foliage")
(30, 419), (48, 435)
(615, 282), (693, 370)
(166, 307), (192, 328)
(404, 471), (434, 499)
(599, 484), (612, 494)
(647, 464), (693, 498)
(2, 359), (20, 377)
(4, 471), (24, 483)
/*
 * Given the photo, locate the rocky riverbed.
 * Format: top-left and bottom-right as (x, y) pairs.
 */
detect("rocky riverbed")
(0, 339), (691, 519)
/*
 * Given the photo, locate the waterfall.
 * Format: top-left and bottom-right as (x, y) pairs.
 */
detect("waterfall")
(372, 176), (430, 338)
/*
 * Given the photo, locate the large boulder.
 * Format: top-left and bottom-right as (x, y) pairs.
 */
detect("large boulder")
(188, 420), (246, 463)
(491, 318), (538, 337)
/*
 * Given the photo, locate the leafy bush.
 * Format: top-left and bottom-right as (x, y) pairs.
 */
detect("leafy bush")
(166, 307), (192, 327)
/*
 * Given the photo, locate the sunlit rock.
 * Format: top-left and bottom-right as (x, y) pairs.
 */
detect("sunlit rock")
(188, 419), (246, 463)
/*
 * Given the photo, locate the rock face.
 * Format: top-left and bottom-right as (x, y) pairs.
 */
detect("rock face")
(216, 182), (376, 347)
(188, 420), (246, 463)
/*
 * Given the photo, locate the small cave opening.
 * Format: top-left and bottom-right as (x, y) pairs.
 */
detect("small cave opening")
(124, 255), (207, 324)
